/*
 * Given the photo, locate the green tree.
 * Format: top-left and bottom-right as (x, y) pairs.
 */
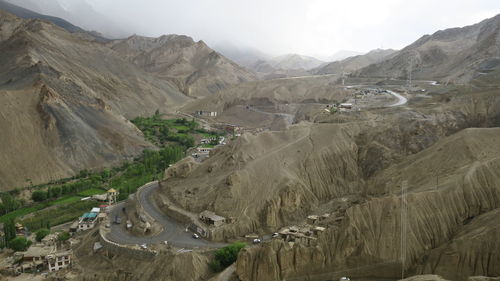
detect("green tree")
(3, 219), (16, 244)
(35, 228), (50, 242)
(31, 190), (47, 202)
(0, 193), (20, 213)
(9, 236), (31, 252)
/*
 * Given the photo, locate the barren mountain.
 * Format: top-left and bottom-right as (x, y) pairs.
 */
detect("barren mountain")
(212, 42), (271, 69)
(357, 14), (500, 83)
(266, 53), (325, 70)
(0, 11), (191, 190)
(312, 48), (397, 75)
(324, 49), (364, 62)
(108, 35), (258, 97)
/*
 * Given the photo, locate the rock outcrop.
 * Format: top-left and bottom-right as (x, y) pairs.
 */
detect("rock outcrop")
(235, 128), (500, 281)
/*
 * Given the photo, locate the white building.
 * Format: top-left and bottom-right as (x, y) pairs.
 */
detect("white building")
(47, 251), (71, 272)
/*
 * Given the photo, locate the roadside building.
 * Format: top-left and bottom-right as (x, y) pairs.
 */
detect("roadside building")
(339, 103), (353, 109)
(199, 210), (226, 227)
(78, 212), (98, 232)
(196, 147), (213, 154)
(107, 188), (118, 205)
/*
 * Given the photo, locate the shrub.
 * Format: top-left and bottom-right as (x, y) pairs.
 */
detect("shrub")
(9, 236), (31, 252)
(57, 231), (70, 242)
(31, 190), (47, 202)
(35, 228), (50, 242)
(211, 242), (246, 272)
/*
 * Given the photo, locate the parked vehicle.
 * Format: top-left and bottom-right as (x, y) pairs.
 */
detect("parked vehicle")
(114, 215), (121, 224)
(253, 238), (261, 244)
(140, 244), (147, 249)
(192, 233), (200, 239)
(272, 232), (279, 238)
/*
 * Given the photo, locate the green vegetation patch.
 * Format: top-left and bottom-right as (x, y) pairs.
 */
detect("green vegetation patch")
(20, 200), (97, 232)
(209, 242), (246, 272)
(78, 188), (106, 197)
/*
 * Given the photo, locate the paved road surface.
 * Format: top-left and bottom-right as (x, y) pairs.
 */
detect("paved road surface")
(106, 181), (225, 248)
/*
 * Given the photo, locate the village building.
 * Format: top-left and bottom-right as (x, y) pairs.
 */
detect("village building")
(196, 147), (213, 154)
(199, 210), (226, 227)
(46, 251), (71, 272)
(19, 246), (55, 272)
(19, 246), (72, 273)
(195, 111), (217, 117)
(307, 215), (319, 225)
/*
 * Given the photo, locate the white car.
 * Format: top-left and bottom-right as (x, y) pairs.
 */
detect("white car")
(253, 239), (261, 244)
(271, 232), (279, 238)
(140, 244), (147, 249)
(192, 233), (200, 239)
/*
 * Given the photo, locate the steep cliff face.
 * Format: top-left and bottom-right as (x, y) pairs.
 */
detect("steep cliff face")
(235, 128), (500, 281)
(159, 123), (364, 239)
(0, 11), (191, 190)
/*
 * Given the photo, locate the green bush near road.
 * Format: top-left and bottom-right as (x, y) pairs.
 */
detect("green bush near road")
(209, 242), (246, 272)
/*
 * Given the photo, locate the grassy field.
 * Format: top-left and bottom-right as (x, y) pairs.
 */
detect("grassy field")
(78, 188), (106, 197)
(0, 207), (38, 223)
(49, 196), (82, 206)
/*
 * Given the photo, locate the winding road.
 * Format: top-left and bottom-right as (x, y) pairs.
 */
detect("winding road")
(386, 90), (408, 106)
(106, 181), (225, 248)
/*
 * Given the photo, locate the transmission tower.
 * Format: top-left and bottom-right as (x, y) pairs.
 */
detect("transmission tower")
(407, 56), (413, 89)
(400, 180), (408, 279)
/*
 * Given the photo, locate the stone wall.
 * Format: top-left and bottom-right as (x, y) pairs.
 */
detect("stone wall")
(98, 219), (157, 261)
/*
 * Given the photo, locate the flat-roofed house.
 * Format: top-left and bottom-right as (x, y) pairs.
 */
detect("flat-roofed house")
(199, 210), (226, 227)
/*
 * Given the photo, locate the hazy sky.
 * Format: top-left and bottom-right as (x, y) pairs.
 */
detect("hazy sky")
(12, 0), (500, 58)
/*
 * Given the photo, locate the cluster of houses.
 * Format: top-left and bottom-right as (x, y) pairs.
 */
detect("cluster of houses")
(71, 188), (119, 233)
(270, 213), (339, 246)
(192, 136), (227, 161)
(0, 230), (74, 275)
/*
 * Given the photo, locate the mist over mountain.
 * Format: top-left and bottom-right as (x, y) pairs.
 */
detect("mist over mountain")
(313, 48), (397, 75)
(5, 0), (126, 38)
(321, 50), (365, 62)
(212, 42), (271, 69)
